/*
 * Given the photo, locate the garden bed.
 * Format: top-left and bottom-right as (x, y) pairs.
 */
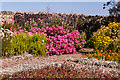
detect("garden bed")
(0, 12), (120, 79)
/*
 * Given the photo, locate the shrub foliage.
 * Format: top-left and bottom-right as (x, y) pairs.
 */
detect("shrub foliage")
(91, 22), (120, 53)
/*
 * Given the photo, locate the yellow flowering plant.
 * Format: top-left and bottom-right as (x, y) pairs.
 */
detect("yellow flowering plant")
(94, 35), (112, 51)
(91, 22), (120, 52)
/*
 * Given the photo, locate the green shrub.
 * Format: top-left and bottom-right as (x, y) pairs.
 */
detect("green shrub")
(2, 33), (48, 57)
(27, 33), (47, 57)
(49, 16), (63, 26)
(2, 22), (20, 31)
(2, 37), (12, 57)
(1, 28), (13, 57)
(2, 23), (12, 30)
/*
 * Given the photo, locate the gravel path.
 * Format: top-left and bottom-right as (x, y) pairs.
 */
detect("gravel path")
(1, 53), (83, 69)
(0, 53), (83, 75)
(0, 53), (119, 76)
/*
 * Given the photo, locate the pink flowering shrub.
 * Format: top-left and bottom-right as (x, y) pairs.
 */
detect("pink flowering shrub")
(46, 30), (86, 55)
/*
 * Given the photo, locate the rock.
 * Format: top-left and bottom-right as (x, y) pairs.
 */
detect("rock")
(66, 57), (119, 69)
(66, 57), (74, 61)
(3, 53), (33, 62)
(79, 48), (95, 53)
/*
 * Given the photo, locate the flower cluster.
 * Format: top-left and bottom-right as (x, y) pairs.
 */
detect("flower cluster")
(94, 35), (112, 51)
(83, 50), (120, 63)
(46, 30), (86, 55)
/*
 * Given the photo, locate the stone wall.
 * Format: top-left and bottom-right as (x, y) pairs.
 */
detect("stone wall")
(13, 11), (120, 32)
(14, 12), (78, 27)
(1, 11), (119, 27)
(14, 12), (104, 27)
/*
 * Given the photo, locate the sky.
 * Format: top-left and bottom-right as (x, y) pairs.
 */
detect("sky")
(1, 0), (111, 2)
(1, 0), (118, 16)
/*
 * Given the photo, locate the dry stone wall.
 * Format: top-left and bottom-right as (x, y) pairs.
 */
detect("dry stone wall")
(14, 12), (119, 26)
(1, 11), (119, 27)
(14, 12), (79, 27)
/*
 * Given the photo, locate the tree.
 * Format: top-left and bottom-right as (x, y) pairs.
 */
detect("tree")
(103, 0), (120, 17)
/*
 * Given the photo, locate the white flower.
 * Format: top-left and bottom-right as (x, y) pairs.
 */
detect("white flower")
(1, 28), (4, 30)
(58, 64), (61, 67)
(42, 40), (44, 42)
